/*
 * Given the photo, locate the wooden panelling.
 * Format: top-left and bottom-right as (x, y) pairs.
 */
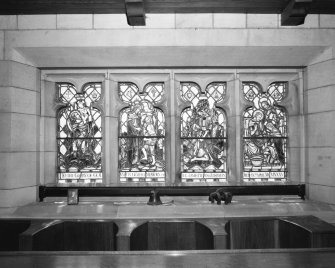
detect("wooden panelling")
(280, 216), (335, 248)
(227, 219), (276, 249)
(278, 220), (311, 248)
(1, 216), (334, 252)
(195, 222), (215, 250)
(22, 220), (118, 251)
(130, 221), (214, 250)
(130, 221), (148, 250)
(0, 220), (31, 251)
(0, 0), (334, 15)
(227, 216), (335, 249)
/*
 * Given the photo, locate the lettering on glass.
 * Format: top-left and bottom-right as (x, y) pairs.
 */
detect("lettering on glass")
(119, 82), (165, 183)
(57, 83), (102, 183)
(180, 82), (227, 183)
(242, 82), (288, 181)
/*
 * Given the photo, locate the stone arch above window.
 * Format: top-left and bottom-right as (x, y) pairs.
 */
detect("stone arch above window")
(242, 82), (288, 182)
(56, 82), (103, 184)
(118, 82), (166, 183)
(180, 82), (227, 183)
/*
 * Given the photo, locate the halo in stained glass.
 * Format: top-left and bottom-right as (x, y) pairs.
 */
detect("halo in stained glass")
(57, 82), (103, 184)
(242, 82), (288, 182)
(118, 82), (166, 183)
(180, 82), (227, 183)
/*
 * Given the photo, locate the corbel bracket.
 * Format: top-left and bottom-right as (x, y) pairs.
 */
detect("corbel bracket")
(281, 0), (313, 26)
(125, 0), (146, 26)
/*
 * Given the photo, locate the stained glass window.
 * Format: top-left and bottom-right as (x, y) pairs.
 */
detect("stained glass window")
(57, 83), (102, 183)
(180, 82), (227, 183)
(119, 82), (166, 183)
(242, 82), (288, 182)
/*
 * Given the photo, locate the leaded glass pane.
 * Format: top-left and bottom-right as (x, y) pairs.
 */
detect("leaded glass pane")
(119, 82), (166, 183)
(57, 83), (102, 184)
(242, 82), (288, 182)
(181, 82), (227, 183)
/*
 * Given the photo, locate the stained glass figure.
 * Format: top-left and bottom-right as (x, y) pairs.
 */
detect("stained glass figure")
(180, 82), (227, 183)
(242, 82), (288, 182)
(57, 83), (102, 184)
(119, 82), (165, 183)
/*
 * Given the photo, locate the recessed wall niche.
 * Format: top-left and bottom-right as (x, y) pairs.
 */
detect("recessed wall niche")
(40, 69), (303, 186)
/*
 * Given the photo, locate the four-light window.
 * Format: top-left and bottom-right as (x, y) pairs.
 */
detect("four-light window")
(55, 77), (292, 184)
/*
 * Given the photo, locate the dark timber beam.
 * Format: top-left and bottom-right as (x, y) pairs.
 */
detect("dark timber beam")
(125, 0), (145, 26)
(281, 0), (313, 26)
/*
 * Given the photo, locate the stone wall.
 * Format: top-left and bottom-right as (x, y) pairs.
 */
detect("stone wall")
(0, 14), (329, 30)
(305, 58), (335, 204)
(0, 61), (40, 207)
(0, 13), (335, 206)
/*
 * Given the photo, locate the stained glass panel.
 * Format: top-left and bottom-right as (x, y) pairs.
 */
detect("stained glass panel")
(242, 82), (288, 182)
(180, 82), (227, 183)
(119, 82), (166, 183)
(57, 83), (102, 184)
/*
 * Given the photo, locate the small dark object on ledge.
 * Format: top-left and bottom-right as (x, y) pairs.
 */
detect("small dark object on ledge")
(147, 190), (162, 205)
(209, 189), (233, 205)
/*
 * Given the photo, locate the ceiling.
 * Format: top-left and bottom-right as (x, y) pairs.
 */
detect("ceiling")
(0, 0), (334, 15)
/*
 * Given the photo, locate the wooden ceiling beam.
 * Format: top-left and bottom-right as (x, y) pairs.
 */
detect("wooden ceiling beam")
(125, 0), (146, 26)
(281, 0), (313, 26)
(0, 0), (334, 18)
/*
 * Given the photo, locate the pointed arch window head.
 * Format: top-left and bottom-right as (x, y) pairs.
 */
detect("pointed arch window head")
(119, 82), (166, 183)
(242, 82), (288, 182)
(57, 82), (103, 184)
(180, 82), (227, 183)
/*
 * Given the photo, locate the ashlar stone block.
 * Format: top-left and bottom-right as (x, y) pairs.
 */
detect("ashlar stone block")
(0, 113), (38, 152)
(0, 15), (17, 30)
(0, 186), (37, 207)
(18, 15), (56, 29)
(247, 14), (278, 28)
(307, 85), (335, 114)
(0, 152), (38, 189)
(0, 61), (40, 92)
(176, 14), (213, 28)
(309, 184), (335, 205)
(308, 147), (335, 187)
(57, 14), (93, 29)
(307, 59), (335, 90)
(214, 14), (246, 28)
(306, 111), (335, 147)
(0, 86), (39, 115)
(141, 14), (175, 29)
(320, 15), (335, 28)
(94, 14), (131, 29)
